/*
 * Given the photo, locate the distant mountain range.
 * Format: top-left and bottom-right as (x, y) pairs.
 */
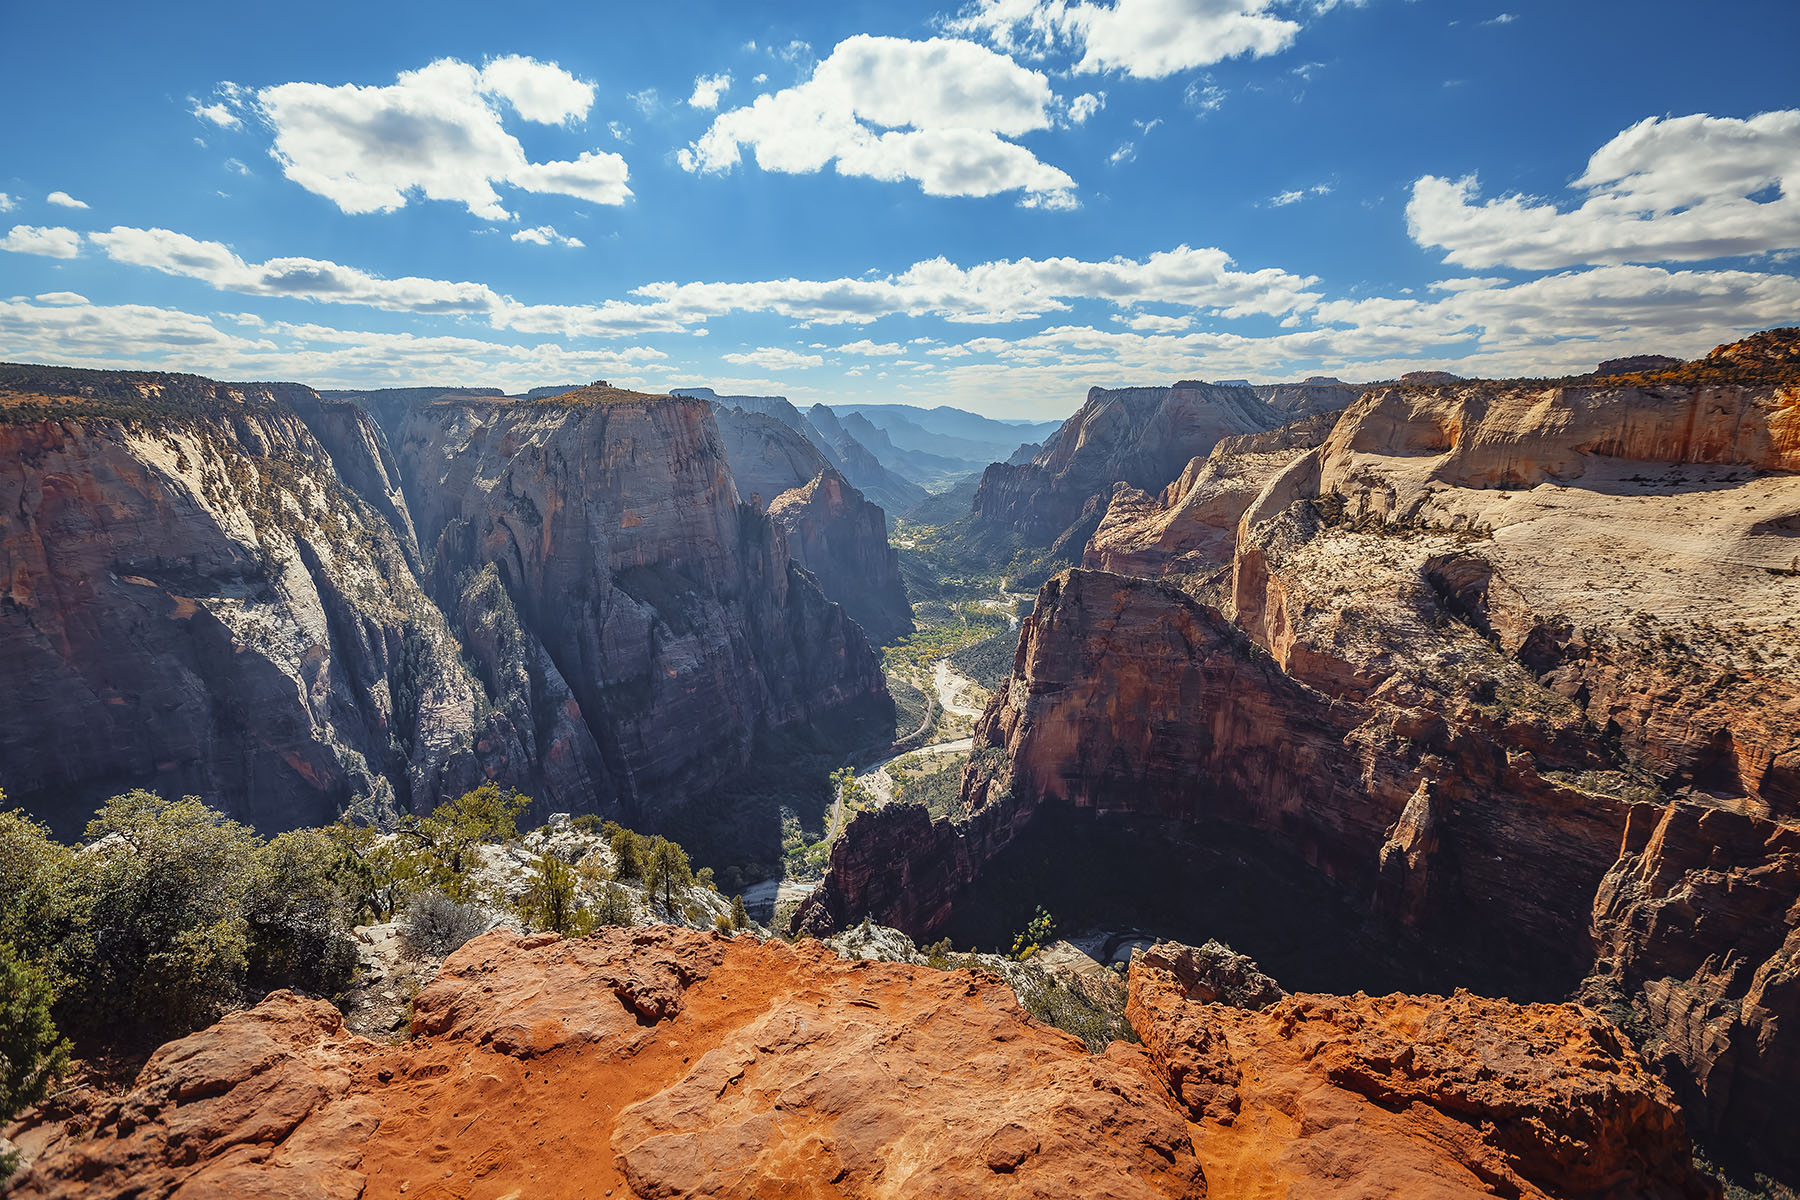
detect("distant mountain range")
(672, 390), (1061, 507)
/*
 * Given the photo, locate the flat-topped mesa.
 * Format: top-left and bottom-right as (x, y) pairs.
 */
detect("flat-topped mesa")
(971, 379), (1353, 548)
(0, 365), (490, 834)
(8, 926), (1716, 1200)
(397, 391), (887, 820)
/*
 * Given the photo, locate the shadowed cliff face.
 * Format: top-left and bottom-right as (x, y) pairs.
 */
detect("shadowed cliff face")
(712, 404), (912, 644)
(397, 390), (888, 821)
(0, 372), (490, 835)
(1, 369), (888, 834)
(803, 331), (1800, 1182)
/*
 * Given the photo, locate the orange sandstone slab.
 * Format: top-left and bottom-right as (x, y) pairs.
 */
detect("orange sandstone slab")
(11, 928), (1206, 1200)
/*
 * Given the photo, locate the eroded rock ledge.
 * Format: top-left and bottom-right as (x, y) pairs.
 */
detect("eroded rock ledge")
(8, 927), (1713, 1200)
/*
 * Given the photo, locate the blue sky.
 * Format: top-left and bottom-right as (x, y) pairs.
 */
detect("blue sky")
(2, 0), (1797, 418)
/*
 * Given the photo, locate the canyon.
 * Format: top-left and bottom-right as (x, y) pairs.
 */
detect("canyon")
(5, 333), (1798, 1195)
(0, 368), (892, 834)
(802, 330), (1800, 1182)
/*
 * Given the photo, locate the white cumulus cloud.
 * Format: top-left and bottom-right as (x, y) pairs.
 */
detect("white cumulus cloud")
(688, 72), (732, 110)
(948, 0), (1300, 79)
(480, 54), (596, 123)
(89, 225), (502, 312)
(679, 35), (1076, 207)
(2, 225), (82, 258)
(1408, 110), (1800, 269)
(511, 224), (585, 248)
(254, 58), (628, 219)
(46, 191), (89, 209)
(722, 346), (825, 371)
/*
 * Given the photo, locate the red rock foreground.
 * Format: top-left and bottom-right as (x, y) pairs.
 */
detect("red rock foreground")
(11, 928), (1715, 1199)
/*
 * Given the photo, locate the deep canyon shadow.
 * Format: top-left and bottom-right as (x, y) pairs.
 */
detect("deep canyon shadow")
(940, 806), (1585, 1002)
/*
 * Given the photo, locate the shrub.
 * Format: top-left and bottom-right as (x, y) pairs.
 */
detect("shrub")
(1012, 965), (1134, 1054)
(64, 791), (260, 1043)
(0, 803), (86, 982)
(516, 854), (592, 936)
(326, 821), (425, 923)
(591, 883), (635, 928)
(608, 823), (648, 881)
(245, 827), (359, 996)
(407, 784), (531, 902)
(400, 890), (488, 957)
(714, 912), (735, 934)
(0, 940), (70, 1182)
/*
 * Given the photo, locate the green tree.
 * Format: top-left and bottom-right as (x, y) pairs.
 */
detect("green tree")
(644, 837), (694, 912)
(0, 800), (87, 983)
(1010, 906), (1055, 961)
(592, 882), (635, 927)
(69, 791), (258, 1043)
(730, 894), (750, 931)
(407, 784), (531, 902)
(607, 822), (647, 881)
(516, 854), (592, 936)
(245, 827), (359, 996)
(326, 821), (425, 922)
(0, 941), (69, 1182)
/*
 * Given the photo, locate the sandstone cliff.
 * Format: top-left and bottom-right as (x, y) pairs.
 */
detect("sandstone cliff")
(0, 366), (491, 834)
(8, 926), (1714, 1200)
(971, 380), (1352, 550)
(1085, 409), (1342, 577)
(712, 402), (912, 643)
(396, 386), (888, 820)
(805, 329), (1800, 1182)
(1, 368), (889, 834)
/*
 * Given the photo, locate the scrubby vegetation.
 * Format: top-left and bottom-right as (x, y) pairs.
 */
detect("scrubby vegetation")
(0, 782), (732, 1117)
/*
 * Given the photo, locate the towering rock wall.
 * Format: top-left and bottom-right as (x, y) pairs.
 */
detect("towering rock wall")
(0, 369), (487, 834)
(0, 369), (888, 834)
(971, 380), (1349, 546)
(711, 404), (913, 643)
(397, 387), (887, 819)
(804, 331), (1800, 1181)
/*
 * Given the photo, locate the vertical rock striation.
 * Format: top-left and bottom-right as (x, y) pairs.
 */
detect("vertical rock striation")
(711, 403), (912, 643)
(396, 386), (887, 820)
(0, 367), (485, 834)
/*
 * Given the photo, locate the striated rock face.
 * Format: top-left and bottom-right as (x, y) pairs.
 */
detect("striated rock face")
(9, 926), (1717, 1200)
(712, 402), (912, 643)
(1128, 944), (1716, 1200)
(972, 381), (1351, 547)
(808, 330), (1800, 1181)
(0, 367), (489, 834)
(397, 387), (887, 819)
(9, 927), (1208, 1200)
(1085, 409), (1342, 577)
(1, 367), (888, 833)
(766, 469), (912, 644)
